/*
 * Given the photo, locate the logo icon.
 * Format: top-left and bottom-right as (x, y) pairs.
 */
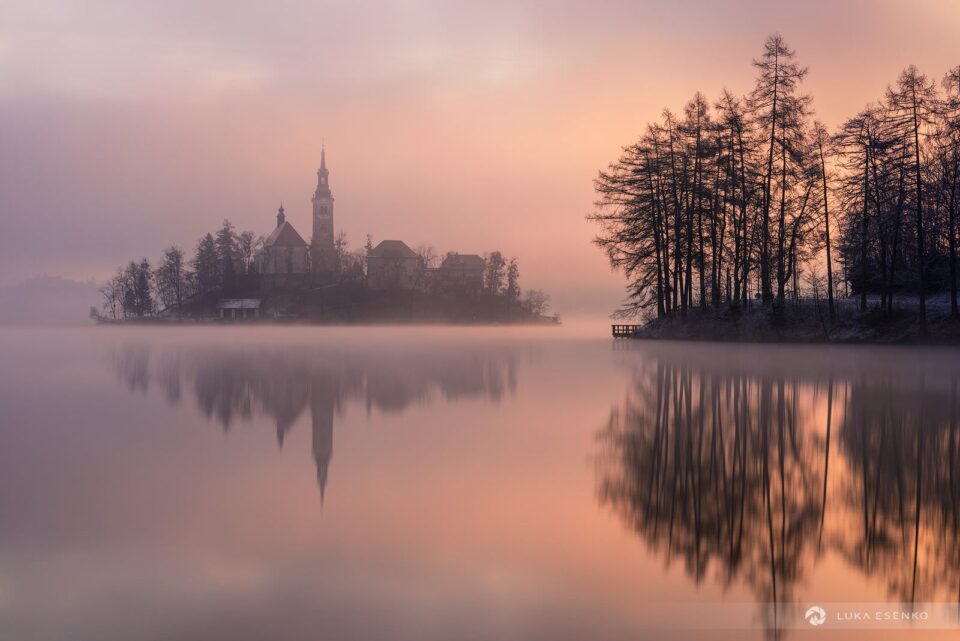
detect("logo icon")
(805, 605), (827, 626)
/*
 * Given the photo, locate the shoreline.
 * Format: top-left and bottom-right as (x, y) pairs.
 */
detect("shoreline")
(93, 317), (563, 328)
(614, 305), (960, 346)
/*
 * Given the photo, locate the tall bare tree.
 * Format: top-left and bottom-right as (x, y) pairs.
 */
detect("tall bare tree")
(155, 246), (186, 318)
(886, 66), (938, 327)
(814, 122), (836, 319)
(749, 34), (810, 305)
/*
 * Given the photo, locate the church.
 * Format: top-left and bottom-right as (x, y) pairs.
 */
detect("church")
(251, 147), (486, 295)
(254, 146), (336, 276)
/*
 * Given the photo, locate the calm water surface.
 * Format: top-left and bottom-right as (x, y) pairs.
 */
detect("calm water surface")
(2, 326), (960, 640)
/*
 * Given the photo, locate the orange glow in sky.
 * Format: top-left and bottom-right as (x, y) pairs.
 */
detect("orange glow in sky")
(1, 0), (958, 315)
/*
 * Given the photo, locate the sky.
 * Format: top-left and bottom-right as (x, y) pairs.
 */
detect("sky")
(1, 0), (959, 316)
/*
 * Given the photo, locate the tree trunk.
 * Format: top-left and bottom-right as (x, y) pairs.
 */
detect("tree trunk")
(912, 88), (926, 329)
(949, 145), (958, 318)
(887, 160), (906, 313)
(648, 153), (666, 318)
(738, 129), (751, 304)
(694, 123), (706, 309)
(818, 137), (835, 320)
(776, 142), (788, 307)
(761, 52), (779, 305)
(668, 123), (684, 315)
(861, 146), (870, 311)
(869, 140), (889, 312)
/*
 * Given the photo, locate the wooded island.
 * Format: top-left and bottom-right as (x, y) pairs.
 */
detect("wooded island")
(92, 149), (555, 325)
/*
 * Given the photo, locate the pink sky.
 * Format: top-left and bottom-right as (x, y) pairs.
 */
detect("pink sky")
(1, 0), (958, 315)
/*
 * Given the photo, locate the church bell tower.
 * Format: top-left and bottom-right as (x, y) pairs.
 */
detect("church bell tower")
(311, 146), (336, 273)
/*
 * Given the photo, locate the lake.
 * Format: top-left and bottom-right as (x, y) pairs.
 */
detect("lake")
(2, 326), (959, 640)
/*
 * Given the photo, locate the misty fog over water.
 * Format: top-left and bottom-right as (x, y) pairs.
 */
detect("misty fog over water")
(2, 326), (959, 640)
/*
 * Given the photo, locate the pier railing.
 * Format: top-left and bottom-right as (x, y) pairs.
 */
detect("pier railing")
(611, 324), (644, 338)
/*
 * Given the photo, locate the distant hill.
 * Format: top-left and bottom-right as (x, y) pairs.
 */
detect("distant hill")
(0, 275), (100, 326)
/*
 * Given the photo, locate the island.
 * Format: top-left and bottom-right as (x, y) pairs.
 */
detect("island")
(90, 148), (556, 325)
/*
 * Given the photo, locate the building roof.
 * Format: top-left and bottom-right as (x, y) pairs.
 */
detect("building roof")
(367, 240), (419, 259)
(441, 253), (485, 270)
(264, 221), (308, 248)
(216, 298), (262, 309)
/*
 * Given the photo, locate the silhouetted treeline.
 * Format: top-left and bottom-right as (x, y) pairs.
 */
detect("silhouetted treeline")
(591, 34), (960, 326)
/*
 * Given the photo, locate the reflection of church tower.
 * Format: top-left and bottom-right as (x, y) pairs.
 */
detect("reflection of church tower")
(310, 389), (334, 504)
(311, 146), (336, 274)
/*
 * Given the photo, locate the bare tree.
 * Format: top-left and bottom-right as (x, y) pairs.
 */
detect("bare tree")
(415, 244), (438, 269)
(155, 246), (186, 318)
(814, 122), (835, 319)
(192, 233), (219, 297)
(98, 270), (125, 320)
(237, 231), (259, 274)
(335, 231), (349, 271)
(506, 258), (520, 299)
(522, 289), (550, 317)
(886, 66), (938, 327)
(938, 66), (960, 317)
(215, 219), (238, 288)
(121, 259), (153, 318)
(484, 251), (506, 294)
(749, 33), (810, 305)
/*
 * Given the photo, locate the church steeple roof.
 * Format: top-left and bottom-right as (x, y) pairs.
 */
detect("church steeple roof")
(314, 145), (332, 199)
(264, 216), (307, 248)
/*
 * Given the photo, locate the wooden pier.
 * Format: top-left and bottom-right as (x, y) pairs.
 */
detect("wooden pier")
(611, 324), (644, 338)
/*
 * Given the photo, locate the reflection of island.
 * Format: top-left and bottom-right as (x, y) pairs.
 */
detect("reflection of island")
(112, 343), (518, 502)
(597, 344), (960, 636)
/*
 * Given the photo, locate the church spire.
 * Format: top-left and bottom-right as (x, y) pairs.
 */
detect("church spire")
(276, 203), (285, 227)
(311, 145), (336, 272)
(316, 145), (330, 192)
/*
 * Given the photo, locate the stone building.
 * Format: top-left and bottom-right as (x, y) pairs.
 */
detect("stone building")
(437, 253), (485, 294)
(254, 205), (310, 274)
(366, 240), (422, 290)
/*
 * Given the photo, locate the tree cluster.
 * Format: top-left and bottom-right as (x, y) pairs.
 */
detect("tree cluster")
(96, 219), (260, 319)
(591, 34), (960, 326)
(835, 65), (960, 322)
(96, 224), (552, 320)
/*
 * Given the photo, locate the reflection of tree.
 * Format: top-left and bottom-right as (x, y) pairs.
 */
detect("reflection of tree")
(112, 343), (518, 503)
(598, 362), (823, 634)
(112, 345), (150, 393)
(598, 346), (960, 637)
(837, 376), (960, 603)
